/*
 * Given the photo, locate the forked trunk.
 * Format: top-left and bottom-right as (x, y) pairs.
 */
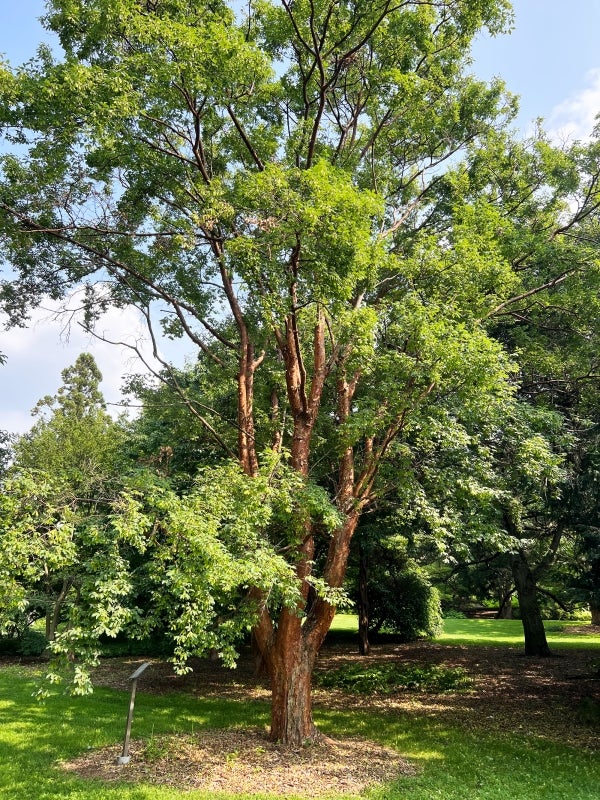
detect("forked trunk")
(258, 514), (360, 746)
(45, 577), (72, 641)
(512, 555), (552, 657)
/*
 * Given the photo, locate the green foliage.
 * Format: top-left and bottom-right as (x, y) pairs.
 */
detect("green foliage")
(316, 661), (471, 694)
(41, 455), (344, 688)
(367, 561), (443, 642)
(351, 520), (443, 642)
(0, 469), (77, 635)
(0, 628), (48, 657)
(142, 730), (175, 763)
(13, 353), (128, 495)
(16, 629), (49, 656)
(0, 354), (130, 652)
(443, 609), (468, 619)
(0, 429), (13, 479)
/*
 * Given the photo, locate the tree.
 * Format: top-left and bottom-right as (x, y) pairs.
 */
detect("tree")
(560, 429), (600, 625)
(353, 525), (442, 648)
(0, 430), (13, 481)
(3, 354), (128, 642)
(2, 0), (600, 744)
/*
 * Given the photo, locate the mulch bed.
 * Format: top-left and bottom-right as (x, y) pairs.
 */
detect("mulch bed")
(62, 727), (417, 795)
(21, 634), (600, 795)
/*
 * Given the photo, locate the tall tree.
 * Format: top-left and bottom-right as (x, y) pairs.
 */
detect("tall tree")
(1, 0), (599, 743)
(4, 354), (128, 642)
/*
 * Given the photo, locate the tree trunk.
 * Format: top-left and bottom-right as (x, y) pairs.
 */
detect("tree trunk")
(497, 602), (513, 619)
(497, 592), (513, 619)
(45, 578), (72, 641)
(253, 512), (360, 745)
(512, 555), (552, 656)
(591, 602), (600, 626)
(357, 542), (370, 656)
(269, 640), (318, 744)
(254, 317), (363, 744)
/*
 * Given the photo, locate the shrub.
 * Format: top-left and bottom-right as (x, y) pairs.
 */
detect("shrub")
(367, 561), (443, 641)
(0, 629), (48, 657)
(316, 661), (471, 694)
(17, 629), (48, 656)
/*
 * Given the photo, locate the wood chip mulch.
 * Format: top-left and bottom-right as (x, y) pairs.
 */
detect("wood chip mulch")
(62, 726), (417, 796)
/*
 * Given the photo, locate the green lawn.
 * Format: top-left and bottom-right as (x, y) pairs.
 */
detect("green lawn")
(1, 657), (599, 800)
(330, 614), (600, 650)
(438, 617), (600, 650)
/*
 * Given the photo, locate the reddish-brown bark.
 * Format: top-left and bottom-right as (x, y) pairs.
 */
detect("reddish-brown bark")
(253, 512), (361, 745)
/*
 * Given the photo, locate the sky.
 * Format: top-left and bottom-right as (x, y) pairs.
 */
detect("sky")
(1, 0), (600, 434)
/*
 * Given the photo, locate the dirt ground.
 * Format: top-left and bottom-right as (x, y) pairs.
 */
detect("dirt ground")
(63, 633), (600, 795)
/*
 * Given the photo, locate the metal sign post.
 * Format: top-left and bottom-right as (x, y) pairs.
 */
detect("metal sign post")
(117, 661), (151, 765)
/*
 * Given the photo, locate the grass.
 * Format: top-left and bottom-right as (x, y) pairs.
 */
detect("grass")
(438, 618), (600, 650)
(1, 658), (599, 800)
(330, 614), (600, 650)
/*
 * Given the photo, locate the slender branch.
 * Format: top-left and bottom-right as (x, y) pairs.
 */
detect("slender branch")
(226, 105), (265, 171)
(5, 202), (239, 356)
(82, 315), (239, 459)
(485, 269), (577, 319)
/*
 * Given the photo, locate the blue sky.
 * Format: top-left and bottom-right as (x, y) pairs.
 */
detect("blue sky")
(1, 1), (600, 433)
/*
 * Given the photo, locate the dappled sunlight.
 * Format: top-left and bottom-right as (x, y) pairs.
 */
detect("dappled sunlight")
(1, 638), (600, 799)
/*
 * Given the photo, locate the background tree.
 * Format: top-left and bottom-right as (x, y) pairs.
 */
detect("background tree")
(14, 353), (127, 496)
(351, 520), (442, 652)
(0, 430), (13, 481)
(561, 430), (600, 625)
(2, 353), (128, 642)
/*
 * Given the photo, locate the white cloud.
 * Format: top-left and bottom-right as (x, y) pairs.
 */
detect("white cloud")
(548, 68), (600, 144)
(1, 294), (191, 434)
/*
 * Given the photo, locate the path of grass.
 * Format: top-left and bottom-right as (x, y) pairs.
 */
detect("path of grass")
(331, 614), (600, 650)
(1, 662), (599, 800)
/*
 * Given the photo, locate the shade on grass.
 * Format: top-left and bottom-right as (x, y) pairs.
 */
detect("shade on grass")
(1, 662), (599, 800)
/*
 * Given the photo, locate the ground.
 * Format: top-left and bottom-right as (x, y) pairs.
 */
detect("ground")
(63, 632), (600, 795)
(63, 727), (416, 795)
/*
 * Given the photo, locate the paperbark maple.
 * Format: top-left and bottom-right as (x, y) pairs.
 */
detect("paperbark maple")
(3, 0), (598, 743)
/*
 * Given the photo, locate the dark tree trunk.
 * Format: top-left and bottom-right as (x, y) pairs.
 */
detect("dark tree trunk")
(512, 555), (552, 657)
(357, 542), (370, 656)
(496, 603), (513, 619)
(45, 577), (72, 641)
(591, 602), (600, 626)
(497, 592), (513, 619)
